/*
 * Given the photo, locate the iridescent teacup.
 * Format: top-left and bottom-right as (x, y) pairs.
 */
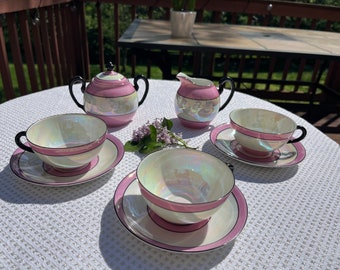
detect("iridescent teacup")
(229, 108), (307, 157)
(15, 113), (107, 170)
(136, 148), (235, 225)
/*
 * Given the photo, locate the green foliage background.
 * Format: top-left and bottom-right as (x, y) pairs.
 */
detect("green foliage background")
(84, 4), (168, 64)
(84, 0), (339, 65)
(0, 0), (339, 102)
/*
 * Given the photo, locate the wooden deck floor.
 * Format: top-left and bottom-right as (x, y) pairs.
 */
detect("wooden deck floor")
(292, 110), (340, 144)
(325, 133), (340, 144)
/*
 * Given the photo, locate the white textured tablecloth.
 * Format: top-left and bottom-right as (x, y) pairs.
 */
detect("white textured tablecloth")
(0, 80), (339, 270)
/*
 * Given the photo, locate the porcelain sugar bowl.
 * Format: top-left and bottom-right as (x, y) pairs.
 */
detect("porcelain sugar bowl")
(69, 63), (149, 127)
(175, 72), (235, 128)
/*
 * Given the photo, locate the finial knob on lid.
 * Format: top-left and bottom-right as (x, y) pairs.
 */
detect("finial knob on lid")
(106, 61), (115, 71)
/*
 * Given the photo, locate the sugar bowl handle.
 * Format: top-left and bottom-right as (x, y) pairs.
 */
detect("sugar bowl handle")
(288, 125), (307, 144)
(69, 76), (86, 111)
(133, 75), (149, 106)
(15, 131), (34, 153)
(218, 76), (236, 111)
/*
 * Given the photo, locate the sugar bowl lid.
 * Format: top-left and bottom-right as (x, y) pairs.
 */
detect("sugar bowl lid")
(86, 62), (135, 97)
(95, 62), (125, 82)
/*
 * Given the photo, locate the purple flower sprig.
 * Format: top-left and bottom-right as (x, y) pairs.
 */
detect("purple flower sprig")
(124, 118), (195, 154)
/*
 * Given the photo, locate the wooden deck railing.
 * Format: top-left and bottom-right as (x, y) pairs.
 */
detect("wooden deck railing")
(0, 0), (339, 132)
(0, 0), (89, 101)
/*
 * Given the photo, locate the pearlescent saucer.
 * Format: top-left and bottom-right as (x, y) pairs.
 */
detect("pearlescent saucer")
(113, 171), (248, 253)
(10, 134), (124, 187)
(210, 124), (306, 168)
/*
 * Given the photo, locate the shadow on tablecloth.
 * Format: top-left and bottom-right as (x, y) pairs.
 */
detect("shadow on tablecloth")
(201, 140), (299, 184)
(0, 162), (112, 204)
(100, 199), (235, 270)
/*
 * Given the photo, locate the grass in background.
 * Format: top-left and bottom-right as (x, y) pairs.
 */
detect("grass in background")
(1, 61), (325, 104)
(0, 63), (164, 103)
(0, 64), (47, 103)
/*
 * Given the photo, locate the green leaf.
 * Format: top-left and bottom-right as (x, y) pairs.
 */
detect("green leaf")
(140, 135), (153, 147)
(139, 142), (163, 154)
(124, 141), (142, 152)
(162, 118), (173, 130)
(149, 125), (158, 141)
(124, 117), (192, 154)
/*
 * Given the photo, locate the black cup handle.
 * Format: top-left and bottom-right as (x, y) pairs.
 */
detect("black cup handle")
(69, 76), (86, 111)
(218, 76), (236, 111)
(288, 125), (307, 144)
(15, 131), (34, 153)
(133, 75), (149, 106)
(226, 162), (234, 172)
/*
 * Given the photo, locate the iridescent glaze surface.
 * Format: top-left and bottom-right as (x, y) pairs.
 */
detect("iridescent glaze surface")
(113, 171), (248, 252)
(175, 95), (220, 124)
(230, 108), (307, 154)
(18, 114), (107, 169)
(84, 92), (138, 116)
(174, 72), (235, 129)
(136, 148), (234, 224)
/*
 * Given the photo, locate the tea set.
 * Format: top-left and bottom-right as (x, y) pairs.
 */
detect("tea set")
(175, 72), (235, 128)
(11, 113), (124, 186)
(10, 65), (308, 252)
(69, 62), (149, 127)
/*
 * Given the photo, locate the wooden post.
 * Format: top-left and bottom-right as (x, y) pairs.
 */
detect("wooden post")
(325, 61), (340, 103)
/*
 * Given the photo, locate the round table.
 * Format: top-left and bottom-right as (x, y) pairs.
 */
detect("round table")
(0, 80), (339, 269)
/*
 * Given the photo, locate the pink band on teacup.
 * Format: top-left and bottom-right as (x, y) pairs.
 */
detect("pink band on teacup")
(30, 134), (106, 156)
(138, 182), (231, 213)
(230, 121), (292, 141)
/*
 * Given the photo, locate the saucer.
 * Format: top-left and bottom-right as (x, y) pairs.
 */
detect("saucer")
(210, 124), (306, 168)
(10, 134), (124, 187)
(113, 171), (248, 253)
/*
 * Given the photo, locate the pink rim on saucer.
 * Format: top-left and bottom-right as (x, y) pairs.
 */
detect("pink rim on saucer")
(113, 171), (248, 253)
(210, 123), (306, 168)
(10, 134), (124, 187)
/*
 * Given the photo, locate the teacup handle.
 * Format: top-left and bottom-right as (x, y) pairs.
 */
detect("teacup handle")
(218, 76), (236, 111)
(133, 75), (149, 106)
(225, 162), (234, 172)
(288, 125), (307, 144)
(69, 76), (86, 111)
(15, 131), (34, 153)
